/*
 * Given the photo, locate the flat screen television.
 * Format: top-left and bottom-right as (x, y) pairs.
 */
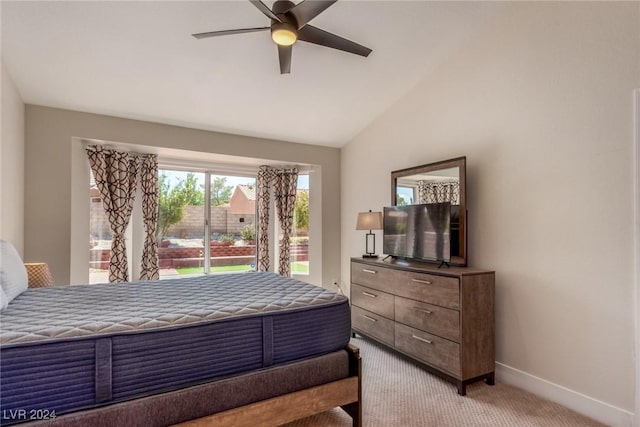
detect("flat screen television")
(383, 203), (451, 263)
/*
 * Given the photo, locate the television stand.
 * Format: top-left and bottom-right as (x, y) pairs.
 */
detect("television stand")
(437, 260), (450, 268)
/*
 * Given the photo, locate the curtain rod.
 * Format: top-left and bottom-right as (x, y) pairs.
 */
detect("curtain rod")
(261, 165), (299, 173)
(85, 145), (307, 173)
(85, 144), (155, 158)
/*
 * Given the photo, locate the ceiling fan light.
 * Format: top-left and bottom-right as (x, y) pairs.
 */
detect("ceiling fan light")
(271, 23), (297, 46)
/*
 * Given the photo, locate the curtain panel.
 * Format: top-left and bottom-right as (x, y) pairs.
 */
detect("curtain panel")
(139, 155), (159, 280)
(274, 168), (298, 277)
(256, 166), (298, 277)
(257, 166), (275, 272)
(86, 146), (139, 283)
(417, 181), (460, 205)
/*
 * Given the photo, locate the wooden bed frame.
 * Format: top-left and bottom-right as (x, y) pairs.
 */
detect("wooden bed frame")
(176, 344), (362, 427)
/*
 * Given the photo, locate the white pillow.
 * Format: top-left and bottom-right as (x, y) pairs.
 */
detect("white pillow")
(0, 287), (8, 311)
(0, 240), (28, 304)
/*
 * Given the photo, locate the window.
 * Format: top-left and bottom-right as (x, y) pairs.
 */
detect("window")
(208, 174), (257, 275)
(88, 168), (258, 282)
(291, 174), (309, 275)
(89, 171), (112, 284)
(87, 159), (319, 283)
(157, 170), (206, 278)
(76, 140), (322, 286)
(157, 170), (257, 278)
(396, 185), (415, 205)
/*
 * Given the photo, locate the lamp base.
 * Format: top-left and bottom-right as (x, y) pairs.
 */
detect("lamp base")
(362, 254), (378, 259)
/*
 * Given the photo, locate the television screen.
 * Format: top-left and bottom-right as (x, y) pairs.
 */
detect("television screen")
(383, 203), (451, 263)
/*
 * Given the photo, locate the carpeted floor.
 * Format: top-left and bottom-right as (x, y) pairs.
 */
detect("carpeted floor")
(285, 337), (604, 427)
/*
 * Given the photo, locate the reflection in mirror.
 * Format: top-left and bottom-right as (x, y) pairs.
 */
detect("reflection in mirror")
(391, 157), (467, 266)
(396, 166), (460, 206)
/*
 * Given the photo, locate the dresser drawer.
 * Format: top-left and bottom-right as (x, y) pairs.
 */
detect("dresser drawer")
(352, 306), (394, 346)
(395, 323), (460, 377)
(351, 284), (394, 319)
(393, 270), (460, 309)
(351, 262), (397, 294)
(395, 297), (460, 342)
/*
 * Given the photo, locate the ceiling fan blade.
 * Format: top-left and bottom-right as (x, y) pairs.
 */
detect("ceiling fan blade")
(249, 0), (282, 22)
(298, 25), (372, 57)
(288, 0), (337, 29)
(192, 27), (270, 39)
(278, 45), (292, 74)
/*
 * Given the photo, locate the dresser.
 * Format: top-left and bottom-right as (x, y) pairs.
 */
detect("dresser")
(350, 257), (495, 395)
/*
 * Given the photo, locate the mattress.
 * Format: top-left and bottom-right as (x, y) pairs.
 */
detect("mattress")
(0, 272), (351, 425)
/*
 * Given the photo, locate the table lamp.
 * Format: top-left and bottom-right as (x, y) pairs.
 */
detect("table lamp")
(356, 210), (383, 258)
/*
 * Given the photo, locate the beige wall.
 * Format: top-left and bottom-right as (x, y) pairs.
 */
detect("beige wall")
(1, 62), (25, 255)
(342, 1), (639, 419)
(24, 106), (340, 286)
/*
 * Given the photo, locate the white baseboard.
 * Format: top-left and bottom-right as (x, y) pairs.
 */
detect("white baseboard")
(495, 362), (634, 427)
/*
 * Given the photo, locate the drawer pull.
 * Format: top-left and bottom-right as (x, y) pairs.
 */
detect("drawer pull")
(362, 291), (378, 298)
(412, 334), (433, 344)
(362, 268), (377, 274)
(414, 307), (433, 314)
(411, 278), (432, 285)
(363, 315), (377, 322)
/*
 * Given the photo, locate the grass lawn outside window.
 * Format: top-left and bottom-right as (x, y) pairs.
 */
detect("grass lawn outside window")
(175, 262), (309, 275)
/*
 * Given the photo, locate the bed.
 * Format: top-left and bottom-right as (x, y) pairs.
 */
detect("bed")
(0, 272), (361, 426)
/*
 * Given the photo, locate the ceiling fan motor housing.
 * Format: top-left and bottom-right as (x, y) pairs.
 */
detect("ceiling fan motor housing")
(272, 0), (297, 18)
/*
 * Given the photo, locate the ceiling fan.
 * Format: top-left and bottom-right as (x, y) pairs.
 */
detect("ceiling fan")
(192, 0), (372, 74)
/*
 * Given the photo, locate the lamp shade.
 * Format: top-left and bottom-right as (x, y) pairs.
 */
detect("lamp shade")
(356, 211), (383, 230)
(24, 263), (53, 288)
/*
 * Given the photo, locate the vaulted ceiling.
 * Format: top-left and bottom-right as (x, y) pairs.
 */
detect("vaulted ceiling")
(1, 1), (505, 147)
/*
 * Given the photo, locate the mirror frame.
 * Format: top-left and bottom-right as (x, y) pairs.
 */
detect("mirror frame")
(391, 156), (467, 266)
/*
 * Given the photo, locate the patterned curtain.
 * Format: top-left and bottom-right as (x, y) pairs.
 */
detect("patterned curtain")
(274, 168), (298, 277)
(256, 166), (298, 276)
(417, 181), (460, 205)
(87, 146), (139, 283)
(139, 155), (159, 281)
(256, 166), (274, 272)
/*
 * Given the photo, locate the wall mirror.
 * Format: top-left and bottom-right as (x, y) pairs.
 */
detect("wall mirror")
(391, 156), (467, 266)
